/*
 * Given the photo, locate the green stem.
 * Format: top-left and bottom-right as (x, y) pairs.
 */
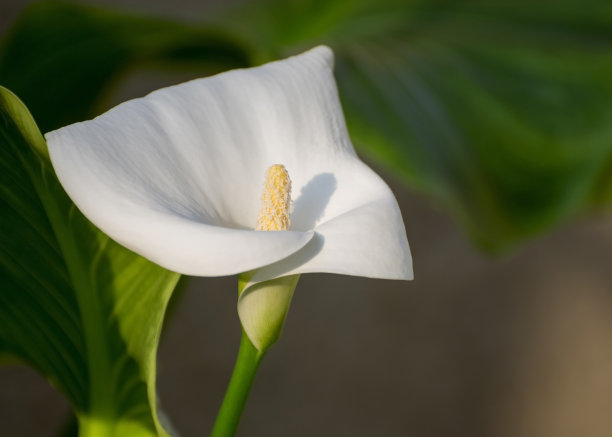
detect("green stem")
(211, 332), (265, 437)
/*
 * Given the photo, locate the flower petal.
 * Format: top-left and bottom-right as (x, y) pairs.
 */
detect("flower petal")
(46, 45), (410, 279)
(44, 46), (346, 275)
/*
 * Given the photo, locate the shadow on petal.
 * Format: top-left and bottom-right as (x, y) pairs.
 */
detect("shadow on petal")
(250, 233), (325, 284)
(291, 173), (337, 231)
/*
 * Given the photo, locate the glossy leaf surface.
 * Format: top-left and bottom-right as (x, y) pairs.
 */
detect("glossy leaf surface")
(0, 86), (180, 436)
(0, 1), (249, 133)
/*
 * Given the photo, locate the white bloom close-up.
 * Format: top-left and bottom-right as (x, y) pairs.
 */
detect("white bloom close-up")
(45, 45), (412, 349)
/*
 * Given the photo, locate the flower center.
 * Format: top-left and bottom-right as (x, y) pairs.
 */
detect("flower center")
(256, 164), (291, 231)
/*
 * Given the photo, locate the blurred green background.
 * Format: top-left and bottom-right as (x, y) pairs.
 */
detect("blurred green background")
(1, 0), (612, 436)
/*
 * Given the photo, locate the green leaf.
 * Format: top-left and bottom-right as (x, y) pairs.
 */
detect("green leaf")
(0, 0), (249, 133)
(0, 86), (180, 435)
(3, 0), (611, 252)
(225, 0), (612, 250)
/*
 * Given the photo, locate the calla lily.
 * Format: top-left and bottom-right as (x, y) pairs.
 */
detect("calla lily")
(45, 46), (412, 350)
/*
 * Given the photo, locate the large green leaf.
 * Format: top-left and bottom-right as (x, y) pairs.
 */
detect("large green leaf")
(0, 0), (249, 133)
(3, 0), (611, 253)
(0, 86), (180, 435)
(225, 0), (612, 250)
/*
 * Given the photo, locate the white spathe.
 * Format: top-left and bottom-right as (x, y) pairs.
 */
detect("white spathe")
(46, 46), (413, 349)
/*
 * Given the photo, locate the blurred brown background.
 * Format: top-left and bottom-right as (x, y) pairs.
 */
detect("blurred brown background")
(2, 1), (612, 436)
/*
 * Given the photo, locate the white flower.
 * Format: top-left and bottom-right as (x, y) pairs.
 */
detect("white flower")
(45, 46), (412, 350)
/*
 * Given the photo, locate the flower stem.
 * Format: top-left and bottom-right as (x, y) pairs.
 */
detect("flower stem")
(211, 332), (264, 437)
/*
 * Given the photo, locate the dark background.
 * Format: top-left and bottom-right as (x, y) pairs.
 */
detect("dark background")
(2, 1), (612, 436)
